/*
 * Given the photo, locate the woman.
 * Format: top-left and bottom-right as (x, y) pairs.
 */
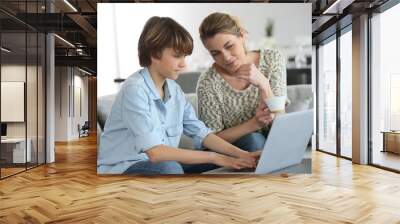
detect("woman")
(98, 16), (259, 175)
(197, 12), (288, 152)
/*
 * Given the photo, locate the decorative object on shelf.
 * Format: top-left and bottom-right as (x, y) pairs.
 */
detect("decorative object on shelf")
(78, 121), (90, 138)
(265, 19), (274, 38)
(258, 18), (277, 50)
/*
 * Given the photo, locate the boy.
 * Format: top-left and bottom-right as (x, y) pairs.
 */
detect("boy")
(98, 16), (259, 174)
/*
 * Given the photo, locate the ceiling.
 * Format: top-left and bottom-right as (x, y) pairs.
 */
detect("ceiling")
(0, 0), (392, 75)
(0, 0), (99, 74)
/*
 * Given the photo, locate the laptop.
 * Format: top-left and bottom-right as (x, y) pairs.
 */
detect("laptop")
(205, 109), (314, 174)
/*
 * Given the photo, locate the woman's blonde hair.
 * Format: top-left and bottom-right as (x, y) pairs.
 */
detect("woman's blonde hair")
(199, 12), (246, 45)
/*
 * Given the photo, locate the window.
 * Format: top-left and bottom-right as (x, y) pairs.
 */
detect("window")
(0, 2), (47, 179)
(317, 37), (337, 155)
(371, 2), (400, 171)
(390, 74), (400, 130)
(340, 29), (352, 158)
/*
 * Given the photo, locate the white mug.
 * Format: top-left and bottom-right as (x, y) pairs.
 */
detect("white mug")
(265, 96), (286, 113)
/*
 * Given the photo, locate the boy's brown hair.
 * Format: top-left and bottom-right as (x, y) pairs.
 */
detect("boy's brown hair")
(138, 16), (193, 67)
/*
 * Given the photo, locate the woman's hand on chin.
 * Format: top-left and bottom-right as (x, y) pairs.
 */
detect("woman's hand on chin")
(235, 63), (268, 87)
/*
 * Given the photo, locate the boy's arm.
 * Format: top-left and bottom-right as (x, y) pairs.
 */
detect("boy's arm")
(145, 145), (212, 164)
(145, 145), (255, 169)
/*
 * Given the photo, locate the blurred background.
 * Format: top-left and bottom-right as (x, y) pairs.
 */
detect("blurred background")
(97, 3), (312, 97)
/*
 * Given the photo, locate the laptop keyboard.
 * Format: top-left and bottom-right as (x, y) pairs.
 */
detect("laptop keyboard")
(232, 168), (255, 172)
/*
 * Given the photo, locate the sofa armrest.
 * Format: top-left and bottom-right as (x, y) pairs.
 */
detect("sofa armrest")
(286, 84), (313, 113)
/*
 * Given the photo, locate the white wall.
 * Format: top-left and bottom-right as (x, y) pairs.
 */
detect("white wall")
(98, 3), (311, 97)
(55, 67), (89, 141)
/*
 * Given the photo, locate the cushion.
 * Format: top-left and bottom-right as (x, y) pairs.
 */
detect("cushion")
(175, 72), (201, 93)
(185, 93), (198, 115)
(97, 94), (116, 130)
(179, 93), (198, 149)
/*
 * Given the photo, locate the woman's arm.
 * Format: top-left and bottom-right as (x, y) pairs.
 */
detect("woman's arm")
(214, 117), (259, 143)
(202, 133), (259, 161)
(260, 50), (288, 103)
(215, 103), (275, 143)
(258, 82), (275, 102)
(236, 50), (287, 104)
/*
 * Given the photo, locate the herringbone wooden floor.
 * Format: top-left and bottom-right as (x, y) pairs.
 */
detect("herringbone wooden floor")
(1, 135), (400, 224)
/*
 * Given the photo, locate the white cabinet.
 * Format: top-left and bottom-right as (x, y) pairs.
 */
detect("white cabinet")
(1, 138), (32, 163)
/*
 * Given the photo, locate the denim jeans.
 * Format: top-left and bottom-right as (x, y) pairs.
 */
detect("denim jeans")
(123, 161), (184, 175)
(233, 132), (267, 152)
(181, 163), (220, 174)
(181, 132), (267, 173)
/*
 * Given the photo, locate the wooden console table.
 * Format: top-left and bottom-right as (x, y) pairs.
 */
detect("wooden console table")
(381, 131), (400, 154)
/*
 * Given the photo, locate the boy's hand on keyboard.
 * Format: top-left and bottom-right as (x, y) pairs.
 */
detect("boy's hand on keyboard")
(249, 150), (262, 163)
(211, 153), (256, 169)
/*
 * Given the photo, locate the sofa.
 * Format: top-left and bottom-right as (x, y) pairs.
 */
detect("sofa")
(97, 72), (313, 149)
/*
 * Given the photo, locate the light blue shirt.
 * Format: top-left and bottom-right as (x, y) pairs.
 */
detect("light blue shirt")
(98, 68), (212, 174)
